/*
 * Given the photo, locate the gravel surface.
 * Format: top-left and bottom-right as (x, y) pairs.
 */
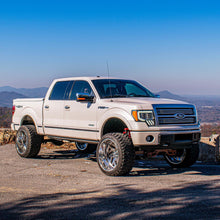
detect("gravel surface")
(0, 144), (220, 219)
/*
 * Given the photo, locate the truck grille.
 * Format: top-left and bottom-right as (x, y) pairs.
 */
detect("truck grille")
(153, 105), (197, 126)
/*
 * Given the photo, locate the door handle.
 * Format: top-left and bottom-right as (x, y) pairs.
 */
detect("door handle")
(45, 105), (49, 109)
(65, 105), (70, 109)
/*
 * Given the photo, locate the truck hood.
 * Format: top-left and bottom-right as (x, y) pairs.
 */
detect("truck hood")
(107, 97), (188, 104)
(101, 97), (191, 109)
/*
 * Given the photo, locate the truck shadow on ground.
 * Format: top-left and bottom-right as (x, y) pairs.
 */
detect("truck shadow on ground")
(0, 181), (219, 219)
(37, 149), (98, 160)
(36, 149), (220, 177)
(37, 149), (79, 159)
(131, 160), (220, 177)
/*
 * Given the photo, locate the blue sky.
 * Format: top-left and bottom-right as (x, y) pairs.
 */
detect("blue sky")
(0, 0), (220, 95)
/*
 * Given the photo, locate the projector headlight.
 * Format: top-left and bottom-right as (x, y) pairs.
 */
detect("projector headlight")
(132, 110), (155, 126)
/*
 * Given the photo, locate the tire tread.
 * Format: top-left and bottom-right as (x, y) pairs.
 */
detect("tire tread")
(16, 125), (42, 158)
(97, 133), (135, 176)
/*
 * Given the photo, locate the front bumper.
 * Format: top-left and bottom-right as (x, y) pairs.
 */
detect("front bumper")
(130, 129), (201, 147)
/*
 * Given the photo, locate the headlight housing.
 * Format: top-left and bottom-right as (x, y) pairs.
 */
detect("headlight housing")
(132, 110), (155, 126)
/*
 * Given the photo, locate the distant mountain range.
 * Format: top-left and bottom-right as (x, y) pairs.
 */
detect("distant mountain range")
(157, 90), (185, 101)
(0, 87), (185, 107)
(0, 86), (220, 109)
(157, 90), (220, 107)
(0, 86), (48, 107)
(0, 92), (27, 107)
(1, 86), (220, 123)
(0, 86), (48, 98)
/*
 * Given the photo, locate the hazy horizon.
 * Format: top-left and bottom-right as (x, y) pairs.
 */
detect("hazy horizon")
(0, 1), (220, 96)
(1, 83), (220, 98)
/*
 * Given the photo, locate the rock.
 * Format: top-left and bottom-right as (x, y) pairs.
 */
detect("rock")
(0, 129), (17, 145)
(199, 136), (220, 163)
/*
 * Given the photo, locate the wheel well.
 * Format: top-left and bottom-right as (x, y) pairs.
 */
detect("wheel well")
(21, 115), (36, 127)
(102, 118), (128, 136)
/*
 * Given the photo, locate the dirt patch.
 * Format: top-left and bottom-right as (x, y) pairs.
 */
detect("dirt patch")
(0, 129), (76, 150)
(41, 141), (77, 150)
(0, 130), (17, 145)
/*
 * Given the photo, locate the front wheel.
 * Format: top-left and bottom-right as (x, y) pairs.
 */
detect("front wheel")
(96, 133), (135, 176)
(164, 144), (199, 168)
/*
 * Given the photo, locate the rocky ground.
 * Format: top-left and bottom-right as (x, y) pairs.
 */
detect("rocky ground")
(0, 129), (76, 150)
(1, 129), (219, 163)
(0, 129), (17, 146)
(0, 144), (219, 219)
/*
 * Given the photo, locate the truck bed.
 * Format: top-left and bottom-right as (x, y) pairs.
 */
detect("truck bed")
(12, 98), (44, 133)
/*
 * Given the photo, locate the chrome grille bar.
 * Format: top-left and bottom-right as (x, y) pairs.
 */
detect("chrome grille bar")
(153, 104), (197, 126)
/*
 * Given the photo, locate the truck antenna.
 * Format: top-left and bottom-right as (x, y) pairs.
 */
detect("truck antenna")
(106, 60), (113, 99)
(106, 60), (110, 78)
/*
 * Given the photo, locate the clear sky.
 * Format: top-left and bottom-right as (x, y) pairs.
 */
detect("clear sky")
(0, 0), (220, 95)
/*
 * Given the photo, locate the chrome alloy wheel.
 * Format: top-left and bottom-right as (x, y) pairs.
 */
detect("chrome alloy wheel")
(16, 130), (28, 154)
(98, 138), (119, 172)
(164, 149), (187, 165)
(75, 142), (88, 151)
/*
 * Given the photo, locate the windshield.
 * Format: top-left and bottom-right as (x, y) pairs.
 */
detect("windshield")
(92, 79), (155, 99)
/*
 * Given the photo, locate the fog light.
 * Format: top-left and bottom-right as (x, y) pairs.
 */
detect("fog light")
(146, 135), (154, 142)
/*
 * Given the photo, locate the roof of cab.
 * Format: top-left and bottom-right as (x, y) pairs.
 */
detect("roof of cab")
(52, 76), (128, 82)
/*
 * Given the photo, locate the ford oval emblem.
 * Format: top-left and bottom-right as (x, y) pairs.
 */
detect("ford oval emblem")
(175, 113), (185, 119)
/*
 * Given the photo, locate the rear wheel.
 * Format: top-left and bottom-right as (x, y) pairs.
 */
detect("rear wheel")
(96, 133), (135, 176)
(75, 142), (97, 153)
(164, 144), (199, 168)
(15, 125), (42, 158)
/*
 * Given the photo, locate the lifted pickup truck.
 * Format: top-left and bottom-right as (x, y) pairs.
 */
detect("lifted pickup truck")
(12, 77), (201, 176)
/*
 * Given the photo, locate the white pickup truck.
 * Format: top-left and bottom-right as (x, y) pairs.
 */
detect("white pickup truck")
(12, 77), (201, 176)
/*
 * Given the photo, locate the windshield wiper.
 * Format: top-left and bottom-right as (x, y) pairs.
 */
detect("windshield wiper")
(133, 95), (150, 97)
(104, 94), (127, 98)
(113, 94), (127, 97)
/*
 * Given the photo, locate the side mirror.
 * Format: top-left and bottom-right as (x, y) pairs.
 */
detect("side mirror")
(76, 93), (94, 102)
(155, 94), (160, 98)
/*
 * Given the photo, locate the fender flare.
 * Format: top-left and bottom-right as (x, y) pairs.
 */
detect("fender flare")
(19, 109), (40, 134)
(98, 108), (133, 139)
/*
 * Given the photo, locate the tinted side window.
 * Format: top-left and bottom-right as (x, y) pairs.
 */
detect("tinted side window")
(49, 81), (73, 100)
(70, 81), (93, 100)
(125, 83), (147, 96)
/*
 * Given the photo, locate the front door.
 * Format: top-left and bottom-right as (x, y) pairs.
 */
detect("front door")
(62, 80), (98, 141)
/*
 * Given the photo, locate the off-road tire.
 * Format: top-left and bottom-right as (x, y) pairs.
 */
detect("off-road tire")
(164, 144), (200, 168)
(96, 133), (135, 176)
(15, 125), (42, 158)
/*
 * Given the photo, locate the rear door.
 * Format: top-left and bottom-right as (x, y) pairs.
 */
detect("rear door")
(43, 80), (73, 136)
